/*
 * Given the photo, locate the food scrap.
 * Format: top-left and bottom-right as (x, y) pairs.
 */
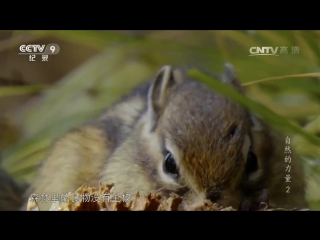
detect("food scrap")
(26, 183), (307, 211)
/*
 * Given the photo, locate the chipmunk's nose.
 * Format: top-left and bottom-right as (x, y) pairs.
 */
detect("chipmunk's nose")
(206, 187), (222, 203)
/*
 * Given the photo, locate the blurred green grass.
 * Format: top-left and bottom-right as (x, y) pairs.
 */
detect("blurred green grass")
(0, 30), (319, 209)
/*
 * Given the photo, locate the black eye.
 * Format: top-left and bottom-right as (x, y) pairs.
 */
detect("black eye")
(163, 151), (179, 176)
(229, 126), (237, 136)
(228, 124), (237, 138)
(245, 150), (259, 177)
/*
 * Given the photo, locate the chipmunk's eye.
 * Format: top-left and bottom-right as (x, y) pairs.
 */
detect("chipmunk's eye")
(228, 125), (237, 137)
(245, 150), (259, 177)
(163, 151), (179, 177)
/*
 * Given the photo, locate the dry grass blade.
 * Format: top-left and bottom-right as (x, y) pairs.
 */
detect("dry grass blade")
(242, 73), (320, 86)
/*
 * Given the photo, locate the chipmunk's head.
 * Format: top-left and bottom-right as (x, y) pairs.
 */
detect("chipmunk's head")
(141, 64), (264, 209)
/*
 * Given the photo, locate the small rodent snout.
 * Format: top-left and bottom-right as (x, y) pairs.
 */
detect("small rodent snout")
(206, 187), (222, 203)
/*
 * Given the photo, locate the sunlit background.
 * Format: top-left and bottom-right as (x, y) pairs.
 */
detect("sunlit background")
(0, 30), (319, 209)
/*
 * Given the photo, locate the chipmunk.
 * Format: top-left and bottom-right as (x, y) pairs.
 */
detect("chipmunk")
(1, 64), (307, 211)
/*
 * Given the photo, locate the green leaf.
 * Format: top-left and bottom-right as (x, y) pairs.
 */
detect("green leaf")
(188, 68), (320, 146)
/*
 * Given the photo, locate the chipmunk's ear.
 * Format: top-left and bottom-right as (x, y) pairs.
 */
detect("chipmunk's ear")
(243, 113), (266, 183)
(147, 65), (182, 130)
(221, 63), (245, 93)
(250, 114), (263, 132)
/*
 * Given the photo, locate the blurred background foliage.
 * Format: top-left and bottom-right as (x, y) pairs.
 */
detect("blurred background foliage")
(0, 30), (319, 209)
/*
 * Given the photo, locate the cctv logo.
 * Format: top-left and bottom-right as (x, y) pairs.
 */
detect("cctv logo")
(249, 47), (279, 56)
(19, 45), (46, 53)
